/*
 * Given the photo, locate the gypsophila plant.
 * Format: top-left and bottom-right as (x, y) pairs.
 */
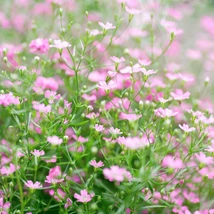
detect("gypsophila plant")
(0, 0), (214, 213)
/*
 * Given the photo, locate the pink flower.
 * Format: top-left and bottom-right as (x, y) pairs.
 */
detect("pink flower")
(138, 59), (151, 66)
(94, 124), (104, 132)
(117, 135), (152, 150)
(0, 163), (16, 176)
(74, 189), (94, 203)
(50, 39), (71, 49)
(125, 6), (141, 15)
(162, 156), (184, 169)
(31, 149), (45, 157)
(45, 90), (61, 104)
(98, 80), (117, 90)
(170, 89), (190, 101)
(0, 93), (20, 106)
(89, 160), (104, 168)
(195, 152), (213, 164)
(110, 56), (125, 63)
(0, 197), (11, 214)
(179, 124), (195, 133)
(25, 180), (43, 189)
(140, 68), (157, 76)
(119, 112), (142, 121)
(64, 198), (72, 209)
(109, 127), (122, 135)
(29, 38), (49, 54)
(99, 22), (116, 30)
(154, 108), (178, 118)
(47, 136), (63, 145)
(32, 101), (51, 113)
(103, 165), (132, 182)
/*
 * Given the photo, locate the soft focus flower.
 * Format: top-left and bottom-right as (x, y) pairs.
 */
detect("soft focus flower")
(25, 180), (43, 189)
(64, 198), (72, 209)
(89, 160), (104, 168)
(29, 38), (49, 54)
(74, 189), (94, 203)
(50, 39), (71, 49)
(119, 112), (142, 121)
(94, 124), (105, 132)
(0, 197), (11, 214)
(103, 165), (132, 182)
(98, 80), (117, 90)
(99, 22), (116, 30)
(179, 124), (195, 133)
(110, 56), (125, 63)
(109, 127), (122, 135)
(170, 89), (190, 101)
(31, 149), (45, 157)
(154, 108), (178, 118)
(47, 136), (63, 145)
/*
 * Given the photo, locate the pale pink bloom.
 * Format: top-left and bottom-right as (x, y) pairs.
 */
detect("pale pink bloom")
(82, 94), (97, 101)
(119, 112), (142, 121)
(32, 101), (51, 113)
(45, 90), (61, 104)
(0, 163), (16, 176)
(44, 155), (57, 163)
(29, 38), (49, 54)
(0, 93), (20, 106)
(98, 80), (117, 90)
(47, 136), (63, 145)
(158, 97), (172, 103)
(0, 197), (11, 214)
(50, 39), (71, 49)
(19, 66), (27, 71)
(179, 124), (195, 133)
(186, 109), (204, 117)
(178, 73), (194, 83)
(140, 68), (157, 76)
(109, 127), (122, 135)
(195, 152), (213, 164)
(94, 124), (104, 132)
(166, 72), (179, 80)
(154, 108), (178, 118)
(197, 115), (214, 125)
(120, 63), (141, 74)
(110, 56), (125, 63)
(162, 156), (184, 169)
(103, 165), (132, 182)
(138, 59), (151, 66)
(64, 100), (72, 109)
(117, 135), (152, 150)
(64, 198), (72, 209)
(125, 6), (141, 15)
(33, 76), (58, 93)
(198, 167), (214, 179)
(45, 176), (64, 184)
(107, 70), (117, 78)
(31, 149), (45, 157)
(89, 160), (104, 168)
(86, 112), (100, 119)
(98, 22), (116, 30)
(25, 180), (43, 189)
(170, 89), (190, 101)
(87, 29), (101, 36)
(74, 189), (94, 203)
(49, 188), (66, 201)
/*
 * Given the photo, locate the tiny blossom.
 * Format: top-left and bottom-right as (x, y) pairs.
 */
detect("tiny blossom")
(89, 160), (104, 168)
(74, 189), (94, 203)
(0, 163), (16, 176)
(138, 59), (151, 66)
(64, 198), (72, 209)
(29, 38), (49, 54)
(170, 89), (190, 101)
(120, 63), (141, 74)
(50, 39), (71, 49)
(25, 180), (43, 189)
(45, 90), (61, 104)
(154, 108), (178, 118)
(179, 124), (195, 133)
(195, 152), (213, 164)
(98, 80), (117, 90)
(103, 166), (132, 182)
(125, 6), (141, 15)
(162, 156), (184, 169)
(98, 22), (116, 30)
(45, 176), (64, 184)
(119, 112), (142, 121)
(0, 197), (11, 214)
(0, 93), (20, 106)
(110, 56), (125, 63)
(158, 97), (172, 103)
(94, 124), (105, 132)
(109, 127), (122, 135)
(31, 149), (45, 157)
(32, 101), (51, 113)
(107, 70), (117, 78)
(47, 136), (63, 145)
(140, 68), (157, 76)
(86, 112), (100, 119)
